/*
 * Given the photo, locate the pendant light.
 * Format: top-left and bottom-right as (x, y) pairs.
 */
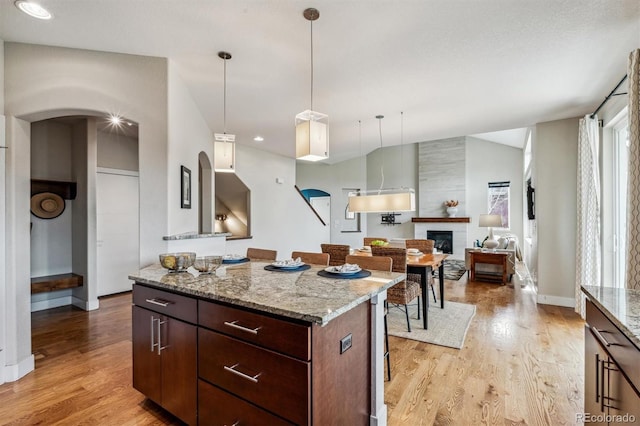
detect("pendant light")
(348, 114), (416, 213)
(295, 8), (329, 162)
(214, 51), (236, 173)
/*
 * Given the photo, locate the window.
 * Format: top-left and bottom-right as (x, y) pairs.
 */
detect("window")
(488, 181), (510, 229)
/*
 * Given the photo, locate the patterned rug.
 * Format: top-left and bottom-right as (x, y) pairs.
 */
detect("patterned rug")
(387, 301), (476, 349)
(434, 259), (466, 281)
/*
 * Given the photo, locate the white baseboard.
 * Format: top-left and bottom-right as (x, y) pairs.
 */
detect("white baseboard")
(31, 296), (72, 312)
(72, 297), (99, 311)
(537, 293), (575, 308)
(1, 354), (35, 383)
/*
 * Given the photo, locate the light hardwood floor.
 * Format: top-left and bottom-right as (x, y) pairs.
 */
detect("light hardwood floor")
(0, 270), (584, 425)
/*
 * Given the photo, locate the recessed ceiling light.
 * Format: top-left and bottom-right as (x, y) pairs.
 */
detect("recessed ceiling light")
(14, 0), (53, 20)
(253, 136), (264, 142)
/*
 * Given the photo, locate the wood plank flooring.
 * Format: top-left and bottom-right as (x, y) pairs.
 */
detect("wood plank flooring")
(0, 270), (584, 425)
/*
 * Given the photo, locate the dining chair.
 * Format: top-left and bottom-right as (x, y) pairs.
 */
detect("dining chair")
(291, 251), (330, 266)
(370, 246), (421, 332)
(363, 237), (388, 246)
(405, 239), (437, 303)
(246, 247), (277, 261)
(321, 243), (350, 266)
(345, 254), (393, 381)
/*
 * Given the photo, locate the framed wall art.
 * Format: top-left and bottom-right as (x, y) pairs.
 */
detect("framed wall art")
(181, 165), (191, 209)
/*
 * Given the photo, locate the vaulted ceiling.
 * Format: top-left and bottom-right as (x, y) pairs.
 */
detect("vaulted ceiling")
(1, 0), (638, 163)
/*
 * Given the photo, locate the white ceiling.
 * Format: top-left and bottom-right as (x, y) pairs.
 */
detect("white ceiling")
(1, 0), (638, 163)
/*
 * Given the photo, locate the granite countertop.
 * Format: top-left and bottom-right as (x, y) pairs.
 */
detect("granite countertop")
(581, 285), (640, 348)
(129, 262), (404, 326)
(162, 232), (231, 240)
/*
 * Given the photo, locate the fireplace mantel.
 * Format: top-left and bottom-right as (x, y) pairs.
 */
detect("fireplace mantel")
(412, 217), (471, 223)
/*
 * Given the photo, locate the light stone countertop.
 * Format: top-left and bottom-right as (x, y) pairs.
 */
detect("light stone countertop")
(581, 285), (640, 348)
(162, 232), (231, 240)
(129, 262), (405, 326)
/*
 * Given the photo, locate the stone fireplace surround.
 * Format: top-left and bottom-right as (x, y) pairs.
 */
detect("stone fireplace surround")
(414, 138), (467, 259)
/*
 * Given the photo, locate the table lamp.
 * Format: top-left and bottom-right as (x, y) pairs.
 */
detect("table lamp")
(479, 214), (502, 249)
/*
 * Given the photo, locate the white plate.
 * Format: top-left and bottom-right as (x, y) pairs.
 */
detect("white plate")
(271, 261), (304, 269)
(324, 266), (362, 275)
(408, 251), (423, 256)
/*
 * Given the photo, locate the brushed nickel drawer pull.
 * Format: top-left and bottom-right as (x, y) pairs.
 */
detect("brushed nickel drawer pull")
(223, 363), (261, 383)
(145, 298), (171, 307)
(592, 326), (615, 347)
(224, 320), (261, 335)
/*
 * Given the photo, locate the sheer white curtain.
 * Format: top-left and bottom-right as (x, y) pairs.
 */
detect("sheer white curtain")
(626, 49), (640, 290)
(576, 114), (601, 315)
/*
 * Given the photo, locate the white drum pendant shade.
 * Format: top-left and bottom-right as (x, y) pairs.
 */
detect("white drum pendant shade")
(214, 139), (235, 172)
(295, 110), (328, 162)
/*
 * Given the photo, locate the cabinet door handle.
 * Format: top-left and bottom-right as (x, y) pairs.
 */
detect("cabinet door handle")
(595, 353), (600, 404)
(600, 356), (605, 412)
(157, 319), (168, 355)
(223, 363), (261, 383)
(150, 316), (157, 352)
(592, 326), (615, 347)
(223, 320), (261, 335)
(145, 298), (171, 307)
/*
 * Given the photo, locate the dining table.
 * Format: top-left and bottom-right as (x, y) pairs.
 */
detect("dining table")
(351, 248), (449, 329)
(406, 253), (449, 329)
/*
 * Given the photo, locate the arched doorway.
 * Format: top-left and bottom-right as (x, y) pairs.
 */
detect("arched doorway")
(198, 152), (213, 234)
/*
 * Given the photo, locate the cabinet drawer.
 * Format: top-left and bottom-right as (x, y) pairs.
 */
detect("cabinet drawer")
(198, 380), (293, 426)
(133, 284), (197, 324)
(586, 299), (640, 394)
(198, 329), (310, 425)
(199, 300), (310, 361)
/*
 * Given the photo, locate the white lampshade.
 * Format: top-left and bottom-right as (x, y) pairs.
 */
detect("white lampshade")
(214, 137), (235, 172)
(295, 110), (328, 162)
(478, 214), (502, 228)
(348, 189), (415, 213)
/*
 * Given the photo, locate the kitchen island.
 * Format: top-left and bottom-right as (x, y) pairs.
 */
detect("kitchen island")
(129, 261), (404, 425)
(581, 285), (640, 424)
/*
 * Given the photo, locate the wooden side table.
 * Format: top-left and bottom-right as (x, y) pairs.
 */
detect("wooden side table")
(469, 251), (508, 285)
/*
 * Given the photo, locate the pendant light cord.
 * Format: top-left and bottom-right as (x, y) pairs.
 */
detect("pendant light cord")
(310, 19), (314, 111)
(378, 117), (384, 193)
(223, 57), (227, 134)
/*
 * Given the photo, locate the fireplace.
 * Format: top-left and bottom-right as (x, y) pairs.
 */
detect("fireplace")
(427, 230), (453, 254)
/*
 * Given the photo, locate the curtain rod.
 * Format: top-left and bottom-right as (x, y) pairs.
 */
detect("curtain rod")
(590, 74), (628, 119)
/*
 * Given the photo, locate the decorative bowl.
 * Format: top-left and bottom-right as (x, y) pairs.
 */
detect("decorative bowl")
(193, 256), (223, 274)
(159, 252), (196, 272)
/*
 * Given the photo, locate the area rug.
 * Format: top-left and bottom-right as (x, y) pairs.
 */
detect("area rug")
(433, 259), (466, 281)
(387, 301), (476, 349)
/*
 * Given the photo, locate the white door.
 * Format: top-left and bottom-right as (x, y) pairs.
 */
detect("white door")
(97, 170), (140, 296)
(310, 196), (331, 225)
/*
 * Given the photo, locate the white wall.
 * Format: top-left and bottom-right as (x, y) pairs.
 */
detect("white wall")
(366, 144), (418, 239)
(296, 156), (367, 248)
(535, 117), (579, 307)
(167, 60), (214, 237)
(225, 144), (326, 259)
(465, 136), (524, 246)
(0, 40), (7, 384)
(3, 43), (169, 380)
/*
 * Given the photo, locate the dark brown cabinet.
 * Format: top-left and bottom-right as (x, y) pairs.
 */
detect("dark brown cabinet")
(584, 299), (640, 425)
(132, 286), (197, 425)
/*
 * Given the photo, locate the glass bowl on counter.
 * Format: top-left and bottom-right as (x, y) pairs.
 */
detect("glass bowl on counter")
(159, 252), (196, 272)
(193, 256), (223, 274)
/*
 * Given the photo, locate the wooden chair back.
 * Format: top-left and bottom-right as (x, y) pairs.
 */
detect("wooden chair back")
(363, 237), (388, 246)
(246, 247), (277, 261)
(291, 251), (330, 266)
(370, 246), (406, 273)
(321, 244), (350, 266)
(345, 255), (392, 272)
(405, 239), (435, 253)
